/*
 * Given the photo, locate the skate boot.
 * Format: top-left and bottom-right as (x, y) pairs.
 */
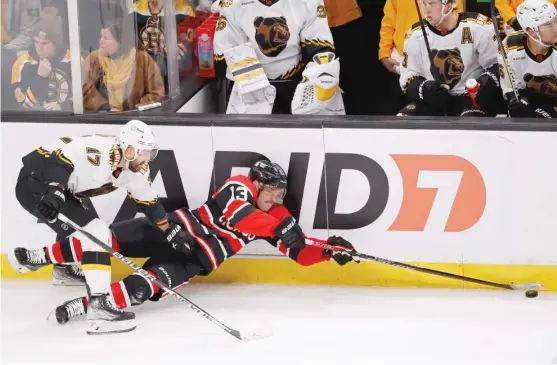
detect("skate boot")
(86, 293), (136, 335)
(7, 247), (50, 273)
(48, 296), (87, 324)
(52, 264), (86, 286)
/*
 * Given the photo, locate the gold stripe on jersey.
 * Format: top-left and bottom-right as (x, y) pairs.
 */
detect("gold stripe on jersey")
(54, 149), (74, 169)
(279, 61), (304, 80)
(127, 192), (157, 205)
(228, 57), (260, 70)
(301, 40), (335, 50)
(36, 147), (50, 158)
(234, 69), (266, 82)
(214, 54), (225, 62)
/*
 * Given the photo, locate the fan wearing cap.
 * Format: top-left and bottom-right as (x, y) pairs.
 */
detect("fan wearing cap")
(35, 160), (360, 326)
(7, 120), (185, 335)
(82, 13), (165, 112)
(10, 6), (72, 111)
(498, 0), (557, 118)
(398, 0), (504, 116)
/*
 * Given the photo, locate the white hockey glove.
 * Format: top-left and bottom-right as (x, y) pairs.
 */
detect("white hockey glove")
(291, 52), (345, 115)
(227, 84), (276, 114)
(224, 43), (276, 114)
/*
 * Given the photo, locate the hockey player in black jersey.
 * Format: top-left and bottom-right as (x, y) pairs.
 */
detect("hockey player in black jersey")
(398, 0), (504, 117)
(15, 160), (358, 325)
(499, 0), (557, 118)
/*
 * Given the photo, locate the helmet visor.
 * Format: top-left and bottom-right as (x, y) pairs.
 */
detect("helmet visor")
(136, 144), (159, 162)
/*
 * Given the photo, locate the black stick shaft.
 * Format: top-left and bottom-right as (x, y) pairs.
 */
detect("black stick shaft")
(58, 214), (244, 340)
(307, 240), (514, 290)
(490, 0), (520, 99)
(413, 0), (434, 63)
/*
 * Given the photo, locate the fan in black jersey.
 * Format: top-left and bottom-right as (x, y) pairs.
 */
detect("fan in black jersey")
(15, 160), (359, 325)
(398, 0), (504, 116)
(499, 0), (557, 118)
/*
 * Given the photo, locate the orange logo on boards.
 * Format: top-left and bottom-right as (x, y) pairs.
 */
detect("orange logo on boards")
(388, 154), (486, 232)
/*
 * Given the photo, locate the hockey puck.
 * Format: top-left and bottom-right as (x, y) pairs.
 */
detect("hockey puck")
(525, 290), (538, 298)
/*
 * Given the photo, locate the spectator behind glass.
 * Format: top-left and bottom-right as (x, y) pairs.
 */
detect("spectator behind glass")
(379, 0), (464, 74)
(1, 0), (68, 53)
(496, 0), (557, 31)
(127, 0), (196, 91)
(81, 15), (165, 112)
(10, 6), (72, 111)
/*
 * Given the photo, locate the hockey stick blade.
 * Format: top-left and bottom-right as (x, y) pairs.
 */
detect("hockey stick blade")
(57, 213), (265, 341)
(509, 282), (544, 290)
(305, 239), (545, 291)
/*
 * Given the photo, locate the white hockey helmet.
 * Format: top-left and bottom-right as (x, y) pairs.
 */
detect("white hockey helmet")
(517, 0), (557, 32)
(119, 120), (159, 162)
(423, 0), (457, 26)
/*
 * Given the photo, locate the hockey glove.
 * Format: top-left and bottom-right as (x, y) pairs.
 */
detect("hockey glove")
(407, 78), (450, 108)
(165, 223), (196, 255)
(326, 236), (360, 266)
(475, 70), (500, 111)
(37, 183), (66, 223)
(508, 97), (534, 118)
(273, 216), (305, 250)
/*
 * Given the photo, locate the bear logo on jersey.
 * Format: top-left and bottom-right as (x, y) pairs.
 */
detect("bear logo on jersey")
(216, 15), (227, 31)
(430, 48), (465, 90)
(253, 16), (290, 57)
(524, 73), (557, 101)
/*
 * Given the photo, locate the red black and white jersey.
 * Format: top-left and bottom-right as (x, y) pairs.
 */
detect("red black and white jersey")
(169, 175), (330, 274)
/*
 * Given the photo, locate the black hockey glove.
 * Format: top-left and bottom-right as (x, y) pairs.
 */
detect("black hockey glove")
(475, 70), (500, 111)
(408, 78), (451, 107)
(326, 236), (360, 266)
(273, 216), (305, 250)
(533, 105), (557, 118)
(37, 183), (66, 223)
(165, 223), (196, 255)
(508, 97), (534, 118)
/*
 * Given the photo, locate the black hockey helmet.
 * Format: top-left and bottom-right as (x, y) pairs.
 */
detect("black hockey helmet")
(248, 160), (287, 196)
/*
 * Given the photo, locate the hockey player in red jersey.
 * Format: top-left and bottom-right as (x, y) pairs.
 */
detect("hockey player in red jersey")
(16, 160), (358, 325)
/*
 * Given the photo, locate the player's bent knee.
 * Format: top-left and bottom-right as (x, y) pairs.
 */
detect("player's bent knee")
(122, 274), (155, 305)
(143, 260), (201, 302)
(77, 218), (111, 252)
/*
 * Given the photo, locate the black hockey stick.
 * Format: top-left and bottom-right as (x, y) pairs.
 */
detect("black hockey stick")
(306, 240), (544, 291)
(413, 0), (434, 64)
(57, 213), (269, 341)
(490, 0), (521, 100)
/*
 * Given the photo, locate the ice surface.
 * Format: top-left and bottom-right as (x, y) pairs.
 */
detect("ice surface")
(1, 280), (556, 364)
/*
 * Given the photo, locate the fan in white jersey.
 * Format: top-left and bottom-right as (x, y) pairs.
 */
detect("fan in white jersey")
(500, 0), (557, 118)
(398, 0), (504, 116)
(212, 0), (345, 115)
(8, 120), (191, 335)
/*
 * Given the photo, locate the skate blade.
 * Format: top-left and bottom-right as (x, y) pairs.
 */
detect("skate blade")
(51, 278), (86, 287)
(6, 253), (31, 274)
(86, 319), (137, 335)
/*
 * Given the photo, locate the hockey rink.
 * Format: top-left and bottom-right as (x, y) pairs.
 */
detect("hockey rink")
(1, 280), (556, 364)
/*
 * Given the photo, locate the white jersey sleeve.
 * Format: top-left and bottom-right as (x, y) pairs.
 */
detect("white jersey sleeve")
(472, 15), (498, 70)
(213, 2), (250, 78)
(299, 0), (335, 62)
(400, 29), (426, 91)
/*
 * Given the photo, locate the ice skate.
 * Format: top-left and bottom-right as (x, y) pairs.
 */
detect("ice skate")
(52, 264), (86, 286)
(86, 294), (136, 335)
(47, 296), (87, 324)
(7, 247), (49, 273)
